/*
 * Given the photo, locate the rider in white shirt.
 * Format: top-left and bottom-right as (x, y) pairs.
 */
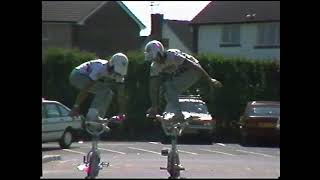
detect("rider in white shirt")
(69, 53), (128, 125)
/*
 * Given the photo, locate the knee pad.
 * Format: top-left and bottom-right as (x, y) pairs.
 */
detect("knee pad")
(86, 108), (99, 121)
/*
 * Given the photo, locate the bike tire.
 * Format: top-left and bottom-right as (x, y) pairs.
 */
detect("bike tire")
(86, 151), (100, 179)
(168, 153), (180, 178)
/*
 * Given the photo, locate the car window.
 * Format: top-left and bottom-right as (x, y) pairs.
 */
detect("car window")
(45, 103), (61, 118)
(57, 104), (70, 117)
(249, 106), (280, 116)
(180, 101), (209, 114)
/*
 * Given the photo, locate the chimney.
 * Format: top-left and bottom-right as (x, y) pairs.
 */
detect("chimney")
(150, 13), (163, 41)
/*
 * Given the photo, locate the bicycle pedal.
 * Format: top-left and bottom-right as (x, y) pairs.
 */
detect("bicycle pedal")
(161, 149), (169, 156)
(100, 162), (110, 167)
(160, 167), (167, 170)
(175, 165), (185, 171)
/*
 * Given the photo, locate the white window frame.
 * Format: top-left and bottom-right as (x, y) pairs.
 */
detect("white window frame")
(220, 24), (240, 46)
(256, 22), (280, 47)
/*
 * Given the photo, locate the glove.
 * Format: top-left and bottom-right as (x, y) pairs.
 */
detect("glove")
(111, 114), (126, 122)
(117, 114), (126, 121)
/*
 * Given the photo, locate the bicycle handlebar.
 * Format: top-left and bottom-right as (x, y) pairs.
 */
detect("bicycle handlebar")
(85, 116), (124, 136)
(146, 113), (193, 130)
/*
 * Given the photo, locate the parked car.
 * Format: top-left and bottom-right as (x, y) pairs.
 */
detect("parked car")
(239, 101), (280, 145)
(178, 95), (216, 142)
(42, 98), (84, 148)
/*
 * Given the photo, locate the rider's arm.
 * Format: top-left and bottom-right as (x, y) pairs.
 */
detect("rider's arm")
(183, 58), (221, 86)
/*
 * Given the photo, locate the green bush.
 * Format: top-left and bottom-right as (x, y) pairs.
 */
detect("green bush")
(42, 48), (280, 140)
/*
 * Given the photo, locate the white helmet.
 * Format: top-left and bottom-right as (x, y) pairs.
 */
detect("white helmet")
(144, 40), (165, 62)
(109, 53), (129, 76)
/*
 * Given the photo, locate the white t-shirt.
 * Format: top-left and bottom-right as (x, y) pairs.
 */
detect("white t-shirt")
(76, 59), (124, 83)
(150, 49), (198, 77)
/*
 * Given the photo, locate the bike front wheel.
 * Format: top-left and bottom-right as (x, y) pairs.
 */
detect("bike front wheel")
(86, 151), (101, 179)
(168, 153), (180, 178)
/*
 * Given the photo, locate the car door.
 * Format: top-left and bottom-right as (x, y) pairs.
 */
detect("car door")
(56, 103), (82, 129)
(56, 103), (75, 128)
(42, 103), (65, 141)
(42, 103), (50, 142)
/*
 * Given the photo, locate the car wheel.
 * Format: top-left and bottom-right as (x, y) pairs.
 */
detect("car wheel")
(59, 130), (73, 149)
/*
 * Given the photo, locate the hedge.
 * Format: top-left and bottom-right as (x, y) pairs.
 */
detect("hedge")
(42, 48), (280, 140)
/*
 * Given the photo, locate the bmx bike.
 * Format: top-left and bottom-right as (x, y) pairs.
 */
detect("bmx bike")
(148, 113), (193, 179)
(77, 116), (123, 179)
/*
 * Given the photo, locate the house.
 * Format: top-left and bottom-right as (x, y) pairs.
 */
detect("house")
(42, 1), (146, 58)
(190, 1), (280, 60)
(146, 14), (193, 54)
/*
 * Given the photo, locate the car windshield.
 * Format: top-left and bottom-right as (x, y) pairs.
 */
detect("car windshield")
(180, 102), (209, 114)
(249, 106), (280, 116)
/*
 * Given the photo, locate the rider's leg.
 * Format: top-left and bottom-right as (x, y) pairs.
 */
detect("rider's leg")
(89, 84), (114, 120)
(71, 75), (114, 120)
(87, 83), (114, 132)
(70, 71), (113, 131)
(69, 70), (114, 120)
(163, 68), (202, 122)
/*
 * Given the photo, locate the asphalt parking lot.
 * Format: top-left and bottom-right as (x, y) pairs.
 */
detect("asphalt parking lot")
(42, 140), (280, 178)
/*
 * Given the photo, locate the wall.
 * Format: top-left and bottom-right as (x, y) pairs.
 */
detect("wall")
(197, 23), (280, 60)
(162, 22), (192, 54)
(42, 23), (73, 52)
(73, 1), (141, 58)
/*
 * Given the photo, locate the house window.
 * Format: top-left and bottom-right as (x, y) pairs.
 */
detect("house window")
(220, 24), (240, 47)
(42, 24), (49, 40)
(256, 22), (280, 48)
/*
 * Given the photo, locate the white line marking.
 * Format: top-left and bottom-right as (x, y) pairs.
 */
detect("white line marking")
(98, 148), (126, 154)
(236, 149), (274, 157)
(217, 143), (226, 146)
(178, 150), (198, 155)
(79, 144), (126, 154)
(105, 144), (135, 146)
(128, 147), (161, 155)
(62, 149), (86, 155)
(200, 149), (235, 156)
(148, 142), (159, 144)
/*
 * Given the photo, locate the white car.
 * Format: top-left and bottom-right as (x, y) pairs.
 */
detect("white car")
(42, 98), (84, 148)
(179, 96), (216, 141)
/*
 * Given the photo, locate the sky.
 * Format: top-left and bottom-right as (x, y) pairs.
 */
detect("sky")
(122, 1), (211, 36)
